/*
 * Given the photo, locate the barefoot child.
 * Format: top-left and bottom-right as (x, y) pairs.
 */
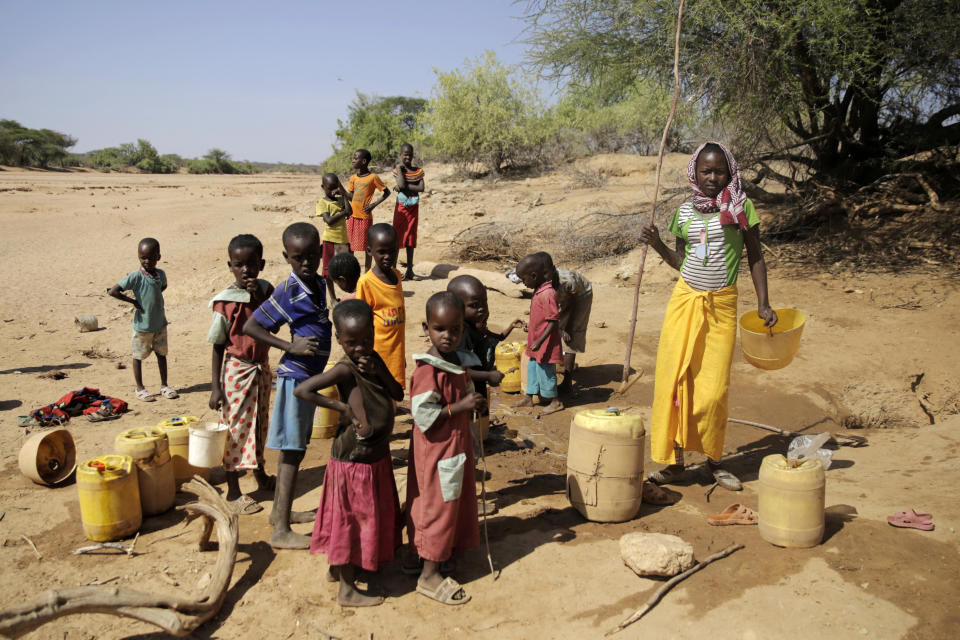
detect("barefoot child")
(548, 258), (593, 394)
(345, 149), (390, 272)
(243, 222), (331, 549)
(514, 253), (564, 415)
(107, 237), (177, 402)
(316, 173), (352, 307)
(407, 291), (485, 605)
(207, 234), (275, 514)
(328, 251), (361, 301)
(392, 143), (426, 281)
(355, 223), (406, 388)
(294, 299), (404, 607)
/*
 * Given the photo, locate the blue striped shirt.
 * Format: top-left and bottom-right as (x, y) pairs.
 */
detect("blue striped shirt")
(251, 273), (331, 380)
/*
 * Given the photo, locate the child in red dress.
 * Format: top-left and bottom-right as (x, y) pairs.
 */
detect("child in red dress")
(406, 291), (485, 605)
(294, 299), (404, 607)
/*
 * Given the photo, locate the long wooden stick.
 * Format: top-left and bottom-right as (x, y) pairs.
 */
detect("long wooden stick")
(607, 543), (743, 636)
(619, 0), (686, 392)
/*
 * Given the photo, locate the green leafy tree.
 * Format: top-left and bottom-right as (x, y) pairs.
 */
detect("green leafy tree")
(552, 79), (692, 154)
(523, 0), (960, 184)
(422, 51), (547, 174)
(0, 120), (76, 167)
(323, 93), (427, 173)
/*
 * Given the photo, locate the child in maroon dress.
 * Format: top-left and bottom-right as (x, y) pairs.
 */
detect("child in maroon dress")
(294, 299), (403, 607)
(406, 291), (485, 605)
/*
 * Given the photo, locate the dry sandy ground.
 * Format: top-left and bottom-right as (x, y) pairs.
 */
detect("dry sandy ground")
(1, 157), (959, 640)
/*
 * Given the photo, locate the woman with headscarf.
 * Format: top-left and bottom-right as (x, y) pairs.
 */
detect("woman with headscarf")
(640, 142), (778, 491)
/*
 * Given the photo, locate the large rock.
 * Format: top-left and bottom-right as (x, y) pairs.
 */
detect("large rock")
(619, 532), (695, 577)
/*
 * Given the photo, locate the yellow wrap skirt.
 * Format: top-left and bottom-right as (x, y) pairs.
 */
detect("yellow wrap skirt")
(650, 277), (738, 464)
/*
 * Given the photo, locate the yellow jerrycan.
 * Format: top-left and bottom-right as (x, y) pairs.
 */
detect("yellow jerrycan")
(312, 363), (340, 439)
(115, 426), (176, 516)
(495, 342), (525, 393)
(77, 454), (142, 542)
(758, 454), (825, 547)
(567, 408), (645, 522)
(156, 417), (209, 487)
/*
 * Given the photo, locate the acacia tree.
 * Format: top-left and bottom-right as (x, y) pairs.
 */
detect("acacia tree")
(423, 51), (547, 174)
(324, 93), (427, 172)
(523, 0), (960, 185)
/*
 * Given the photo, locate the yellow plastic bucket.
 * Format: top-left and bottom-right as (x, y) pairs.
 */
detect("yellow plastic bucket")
(495, 342), (525, 393)
(312, 363), (340, 439)
(156, 417), (210, 487)
(739, 308), (806, 370)
(18, 428), (77, 485)
(77, 454), (142, 542)
(758, 454), (825, 548)
(567, 409), (645, 522)
(115, 426), (175, 516)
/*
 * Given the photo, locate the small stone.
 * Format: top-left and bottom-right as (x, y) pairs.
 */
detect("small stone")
(859, 628), (869, 635)
(619, 532), (695, 577)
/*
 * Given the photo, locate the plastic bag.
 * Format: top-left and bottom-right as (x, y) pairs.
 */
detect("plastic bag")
(787, 433), (833, 470)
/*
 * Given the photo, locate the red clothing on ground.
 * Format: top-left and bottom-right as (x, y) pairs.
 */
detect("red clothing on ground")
(526, 281), (563, 364)
(392, 201), (419, 248)
(406, 357), (480, 562)
(310, 456), (401, 571)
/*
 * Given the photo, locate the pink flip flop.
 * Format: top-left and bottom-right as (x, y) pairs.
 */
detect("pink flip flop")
(892, 509), (932, 521)
(887, 510), (934, 531)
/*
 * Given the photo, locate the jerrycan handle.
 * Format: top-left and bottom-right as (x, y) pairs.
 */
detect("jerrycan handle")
(604, 406), (622, 416)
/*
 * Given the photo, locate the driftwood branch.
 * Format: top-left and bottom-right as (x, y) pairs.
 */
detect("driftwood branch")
(0, 476), (238, 638)
(620, 0), (685, 389)
(607, 544), (744, 636)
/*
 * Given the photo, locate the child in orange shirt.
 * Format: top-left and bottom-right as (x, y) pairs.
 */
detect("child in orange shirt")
(355, 224), (406, 388)
(345, 149), (390, 272)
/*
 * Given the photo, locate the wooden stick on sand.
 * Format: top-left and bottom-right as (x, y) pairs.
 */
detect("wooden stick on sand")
(618, 0), (686, 393)
(607, 543), (744, 636)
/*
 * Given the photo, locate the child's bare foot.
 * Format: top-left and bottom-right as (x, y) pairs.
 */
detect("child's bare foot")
(338, 583), (383, 607)
(269, 509), (316, 525)
(403, 270), (416, 281)
(269, 528), (311, 550)
(539, 398), (564, 416)
(326, 567), (339, 583)
(513, 396), (534, 408)
(253, 468), (275, 491)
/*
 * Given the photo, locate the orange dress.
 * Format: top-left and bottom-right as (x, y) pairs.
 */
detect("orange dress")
(356, 268), (406, 387)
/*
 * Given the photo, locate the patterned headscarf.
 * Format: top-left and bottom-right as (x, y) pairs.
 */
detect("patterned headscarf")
(687, 141), (748, 229)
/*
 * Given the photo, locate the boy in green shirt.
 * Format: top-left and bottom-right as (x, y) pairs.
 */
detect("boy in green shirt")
(108, 237), (177, 401)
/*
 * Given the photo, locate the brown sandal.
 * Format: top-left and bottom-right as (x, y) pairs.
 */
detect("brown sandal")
(707, 503), (758, 526)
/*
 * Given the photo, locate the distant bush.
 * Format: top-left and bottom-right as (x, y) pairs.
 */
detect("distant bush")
(322, 93), (428, 174)
(420, 51), (549, 175)
(0, 119), (77, 167)
(186, 149), (255, 174)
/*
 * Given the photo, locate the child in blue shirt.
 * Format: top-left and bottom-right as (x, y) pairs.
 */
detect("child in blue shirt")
(107, 237), (177, 402)
(244, 222), (332, 549)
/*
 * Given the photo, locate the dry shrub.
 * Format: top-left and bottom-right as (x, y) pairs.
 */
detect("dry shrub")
(564, 166), (609, 189)
(449, 211), (650, 266)
(451, 222), (528, 264)
(550, 213), (645, 263)
(252, 203), (293, 213)
(80, 347), (119, 359)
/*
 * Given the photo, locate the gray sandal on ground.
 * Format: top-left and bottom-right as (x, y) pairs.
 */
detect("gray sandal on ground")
(710, 466), (742, 491)
(648, 465), (687, 485)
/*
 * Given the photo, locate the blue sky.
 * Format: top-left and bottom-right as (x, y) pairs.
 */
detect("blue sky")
(1, 0), (529, 164)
